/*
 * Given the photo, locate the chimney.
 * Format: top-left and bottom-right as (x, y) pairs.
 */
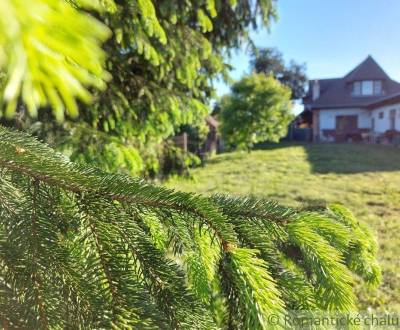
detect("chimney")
(312, 80), (320, 101)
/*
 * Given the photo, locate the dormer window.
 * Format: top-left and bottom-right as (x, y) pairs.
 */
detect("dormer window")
(352, 80), (383, 96)
(352, 81), (361, 95)
(362, 81), (373, 95)
(374, 80), (382, 94)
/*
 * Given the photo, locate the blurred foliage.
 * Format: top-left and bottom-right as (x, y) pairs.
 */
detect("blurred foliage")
(0, 0), (278, 177)
(179, 123), (210, 154)
(220, 74), (293, 150)
(250, 47), (308, 100)
(0, 0), (110, 121)
(160, 140), (202, 177)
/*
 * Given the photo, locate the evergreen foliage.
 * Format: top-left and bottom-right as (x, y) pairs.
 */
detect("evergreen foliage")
(0, 126), (381, 328)
(220, 74), (293, 150)
(1, 0), (279, 176)
(0, 0), (110, 120)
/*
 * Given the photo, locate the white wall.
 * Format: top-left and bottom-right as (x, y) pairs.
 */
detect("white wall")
(371, 103), (400, 133)
(318, 108), (371, 141)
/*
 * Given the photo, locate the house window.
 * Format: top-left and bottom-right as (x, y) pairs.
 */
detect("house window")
(353, 82), (361, 95)
(352, 80), (383, 96)
(390, 109), (396, 130)
(379, 112), (384, 119)
(374, 80), (382, 94)
(361, 81), (373, 95)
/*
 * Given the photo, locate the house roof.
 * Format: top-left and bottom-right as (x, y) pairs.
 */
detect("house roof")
(345, 55), (390, 82)
(302, 78), (341, 104)
(367, 92), (400, 109)
(304, 56), (400, 109)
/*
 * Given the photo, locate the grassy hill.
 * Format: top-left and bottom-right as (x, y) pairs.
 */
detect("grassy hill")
(167, 143), (400, 311)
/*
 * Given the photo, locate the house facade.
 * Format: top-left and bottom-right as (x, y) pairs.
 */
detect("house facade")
(302, 56), (400, 142)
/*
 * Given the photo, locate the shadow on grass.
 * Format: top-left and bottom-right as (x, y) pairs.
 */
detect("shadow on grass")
(255, 142), (400, 174)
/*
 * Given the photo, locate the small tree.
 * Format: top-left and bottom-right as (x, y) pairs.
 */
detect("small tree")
(220, 74), (293, 150)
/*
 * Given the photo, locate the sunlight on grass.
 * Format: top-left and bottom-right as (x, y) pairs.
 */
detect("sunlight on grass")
(167, 143), (400, 312)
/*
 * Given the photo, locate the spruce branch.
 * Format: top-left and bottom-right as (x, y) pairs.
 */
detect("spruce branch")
(0, 127), (238, 250)
(0, 126), (382, 328)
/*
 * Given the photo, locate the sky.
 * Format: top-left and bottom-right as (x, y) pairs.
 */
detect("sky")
(214, 0), (400, 113)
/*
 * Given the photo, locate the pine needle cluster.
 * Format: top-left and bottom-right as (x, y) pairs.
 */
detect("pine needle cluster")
(0, 126), (380, 329)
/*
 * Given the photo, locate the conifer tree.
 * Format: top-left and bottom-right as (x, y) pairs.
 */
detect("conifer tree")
(0, 0), (381, 328)
(1, 0), (279, 176)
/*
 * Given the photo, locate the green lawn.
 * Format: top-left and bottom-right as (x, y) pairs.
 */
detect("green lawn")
(167, 143), (400, 312)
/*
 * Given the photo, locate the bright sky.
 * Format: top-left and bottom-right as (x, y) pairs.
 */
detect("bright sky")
(214, 0), (400, 113)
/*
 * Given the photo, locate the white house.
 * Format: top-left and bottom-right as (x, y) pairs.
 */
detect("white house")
(302, 56), (400, 142)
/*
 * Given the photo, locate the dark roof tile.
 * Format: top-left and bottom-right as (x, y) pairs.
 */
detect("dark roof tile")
(345, 55), (390, 82)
